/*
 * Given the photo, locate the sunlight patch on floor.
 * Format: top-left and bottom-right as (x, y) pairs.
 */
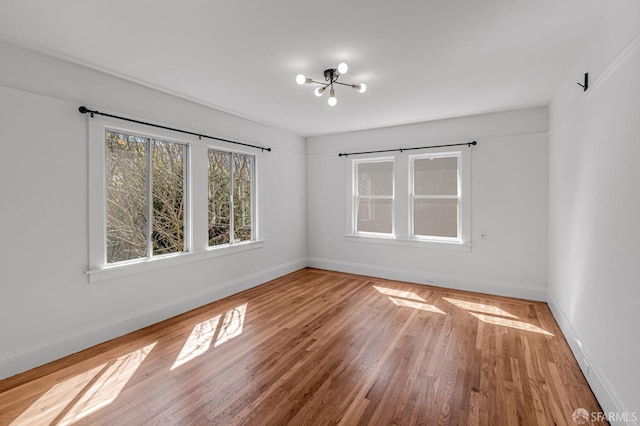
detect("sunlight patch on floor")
(171, 314), (222, 370)
(442, 297), (518, 318)
(171, 303), (248, 370)
(373, 286), (443, 313)
(11, 342), (156, 426)
(388, 297), (445, 314)
(215, 303), (247, 347)
(373, 286), (425, 302)
(58, 342), (156, 425)
(469, 313), (553, 336)
(9, 364), (107, 426)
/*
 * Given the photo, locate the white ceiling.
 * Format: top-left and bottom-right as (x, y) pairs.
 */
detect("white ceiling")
(0, 0), (606, 137)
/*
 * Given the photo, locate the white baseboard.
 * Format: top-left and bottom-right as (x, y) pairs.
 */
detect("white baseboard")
(307, 257), (547, 301)
(547, 297), (636, 426)
(0, 258), (307, 381)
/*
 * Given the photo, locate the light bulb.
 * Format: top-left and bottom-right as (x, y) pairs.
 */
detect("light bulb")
(352, 83), (367, 93)
(337, 62), (348, 75)
(296, 74), (306, 85)
(328, 88), (337, 106)
(314, 87), (325, 97)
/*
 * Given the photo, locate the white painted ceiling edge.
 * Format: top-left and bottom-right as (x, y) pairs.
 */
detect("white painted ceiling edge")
(0, 0), (610, 137)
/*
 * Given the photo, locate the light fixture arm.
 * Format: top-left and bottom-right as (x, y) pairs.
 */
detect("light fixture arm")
(333, 81), (356, 87)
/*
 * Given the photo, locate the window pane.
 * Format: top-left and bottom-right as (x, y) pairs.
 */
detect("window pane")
(152, 140), (186, 256)
(357, 161), (393, 196)
(414, 157), (458, 195)
(414, 199), (458, 238)
(208, 150), (231, 246)
(106, 131), (148, 263)
(233, 153), (254, 242)
(357, 198), (392, 233)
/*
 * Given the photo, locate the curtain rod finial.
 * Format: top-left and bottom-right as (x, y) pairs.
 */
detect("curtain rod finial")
(79, 106), (95, 117)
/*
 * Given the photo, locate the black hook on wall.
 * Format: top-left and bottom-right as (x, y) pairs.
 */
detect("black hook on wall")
(577, 73), (589, 91)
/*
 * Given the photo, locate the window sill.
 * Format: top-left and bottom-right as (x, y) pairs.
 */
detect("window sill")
(87, 240), (264, 283)
(344, 234), (472, 252)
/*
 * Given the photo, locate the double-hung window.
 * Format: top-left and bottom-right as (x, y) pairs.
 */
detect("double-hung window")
(348, 148), (470, 250)
(353, 158), (394, 235)
(105, 130), (188, 264)
(208, 149), (255, 247)
(88, 117), (263, 282)
(410, 153), (460, 241)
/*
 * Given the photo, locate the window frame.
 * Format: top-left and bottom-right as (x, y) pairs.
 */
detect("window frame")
(409, 151), (462, 243)
(91, 122), (192, 269)
(207, 147), (257, 248)
(346, 147), (471, 251)
(351, 157), (395, 237)
(105, 129), (190, 264)
(87, 116), (263, 283)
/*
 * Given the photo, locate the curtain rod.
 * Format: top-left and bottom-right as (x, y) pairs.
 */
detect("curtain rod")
(78, 106), (271, 152)
(338, 141), (476, 157)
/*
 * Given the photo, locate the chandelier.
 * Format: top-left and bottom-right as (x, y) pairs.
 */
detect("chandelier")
(296, 62), (367, 106)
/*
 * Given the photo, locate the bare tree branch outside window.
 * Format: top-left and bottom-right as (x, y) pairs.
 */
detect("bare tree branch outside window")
(208, 149), (253, 246)
(106, 131), (185, 264)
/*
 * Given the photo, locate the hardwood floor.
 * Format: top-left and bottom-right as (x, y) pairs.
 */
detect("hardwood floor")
(0, 268), (602, 425)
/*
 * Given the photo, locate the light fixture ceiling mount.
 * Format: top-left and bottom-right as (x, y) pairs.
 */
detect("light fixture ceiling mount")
(296, 62), (366, 107)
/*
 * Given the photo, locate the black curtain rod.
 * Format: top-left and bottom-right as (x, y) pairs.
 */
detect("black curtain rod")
(338, 141), (477, 157)
(79, 106), (271, 152)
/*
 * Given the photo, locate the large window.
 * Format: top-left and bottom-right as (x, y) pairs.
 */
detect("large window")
(354, 159), (394, 235)
(348, 149), (470, 249)
(208, 149), (255, 247)
(105, 130), (187, 264)
(89, 118), (263, 282)
(410, 153), (460, 240)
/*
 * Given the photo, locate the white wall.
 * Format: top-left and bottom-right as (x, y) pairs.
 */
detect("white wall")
(306, 107), (549, 300)
(0, 42), (307, 379)
(548, 3), (640, 422)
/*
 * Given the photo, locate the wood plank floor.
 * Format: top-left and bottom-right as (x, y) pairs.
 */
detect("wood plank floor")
(0, 268), (603, 425)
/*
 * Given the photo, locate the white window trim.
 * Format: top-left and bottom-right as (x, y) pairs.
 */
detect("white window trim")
(345, 234), (472, 252)
(207, 147), (258, 247)
(345, 147), (472, 250)
(409, 151), (470, 243)
(87, 115), (263, 283)
(87, 240), (264, 283)
(351, 157), (395, 237)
